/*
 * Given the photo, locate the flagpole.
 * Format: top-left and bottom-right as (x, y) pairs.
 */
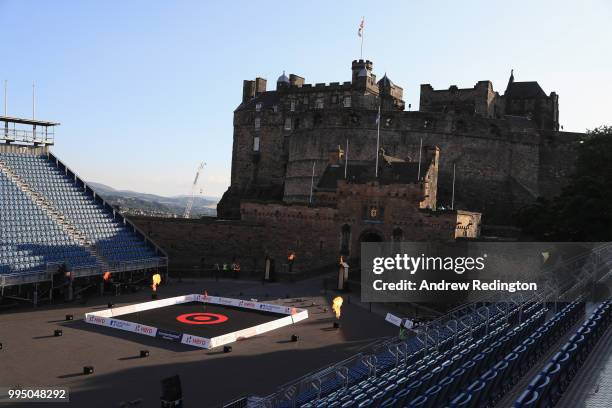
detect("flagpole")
(360, 18), (364, 59)
(344, 138), (349, 179)
(417, 138), (423, 180)
(309, 161), (316, 204)
(375, 104), (381, 178)
(451, 163), (456, 210)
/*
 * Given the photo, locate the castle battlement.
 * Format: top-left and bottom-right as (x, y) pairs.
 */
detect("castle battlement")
(219, 59), (583, 224)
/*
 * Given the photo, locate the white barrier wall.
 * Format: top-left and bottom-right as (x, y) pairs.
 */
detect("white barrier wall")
(84, 294), (308, 350)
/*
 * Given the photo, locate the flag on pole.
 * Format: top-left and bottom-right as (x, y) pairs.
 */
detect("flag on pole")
(375, 104), (381, 177)
(358, 17), (365, 37)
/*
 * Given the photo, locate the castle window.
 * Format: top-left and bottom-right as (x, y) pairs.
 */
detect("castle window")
(253, 136), (260, 152)
(332, 95), (338, 104)
(254, 117), (261, 130)
(315, 98), (324, 109)
(273, 105), (278, 113)
(255, 102), (262, 112)
(303, 96), (309, 105)
(290, 100), (296, 112)
(343, 96), (352, 108)
(284, 118), (292, 130)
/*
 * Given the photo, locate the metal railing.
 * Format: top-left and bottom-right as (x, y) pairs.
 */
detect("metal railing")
(1, 127), (55, 145)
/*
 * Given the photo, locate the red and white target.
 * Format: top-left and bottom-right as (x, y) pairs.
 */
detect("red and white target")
(176, 312), (229, 325)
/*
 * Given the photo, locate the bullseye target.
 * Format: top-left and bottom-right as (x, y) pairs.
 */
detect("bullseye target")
(176, 312), (228, 325)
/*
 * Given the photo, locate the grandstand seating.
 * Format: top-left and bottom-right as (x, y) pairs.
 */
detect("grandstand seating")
(281, 300), (599, 408)
(514, 301), (611, 408)
(0, 151), (163, 278)
(0, 170), (98, 274)
(293, 301), (553, 408)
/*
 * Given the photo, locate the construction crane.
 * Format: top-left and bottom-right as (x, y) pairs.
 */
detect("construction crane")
(183, 162), (206, 219)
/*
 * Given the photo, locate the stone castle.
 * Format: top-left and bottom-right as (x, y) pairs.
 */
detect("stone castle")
(218, 60), (582, 224)
(134, 60), (584, 276)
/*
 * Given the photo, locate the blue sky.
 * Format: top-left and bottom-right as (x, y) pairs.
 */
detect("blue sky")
(1, 1), (610, 197)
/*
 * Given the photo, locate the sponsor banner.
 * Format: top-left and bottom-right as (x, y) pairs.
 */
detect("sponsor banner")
(134, 323), (158, 337)
(108, 318), (136, 332)
(403, 319), (414, 329)
(156, 329), (183, 342)
(85, 313), (109, 326)
(238, 300), (258, 309)
(257, 302), (293, 315)
(181, 334), (211, 349)
(291, 310), (309, 324)
(385, 313), (402, 327)
(210, 333), (236, 348)
(216, 296), (241, 307)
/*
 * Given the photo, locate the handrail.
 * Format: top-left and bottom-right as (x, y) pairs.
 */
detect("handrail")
(1, 127), (54, 145)
(46, 151), (169, 260)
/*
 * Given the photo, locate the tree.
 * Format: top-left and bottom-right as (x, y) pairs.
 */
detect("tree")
(516, 126), (612, 241)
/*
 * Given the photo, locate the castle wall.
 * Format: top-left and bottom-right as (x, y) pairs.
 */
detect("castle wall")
(283, 110), (544, 223)
(538, 131), (583, 197)
(420, 81), (499, 118)
(240, 203), (340, 273)
(130, 216), (266, 274)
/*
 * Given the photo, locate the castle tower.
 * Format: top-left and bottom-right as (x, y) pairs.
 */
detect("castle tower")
(351, 60), (376, 91)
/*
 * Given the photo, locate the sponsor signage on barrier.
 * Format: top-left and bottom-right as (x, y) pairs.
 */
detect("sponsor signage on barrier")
(135, 323), (158, 337)
(86, 314), (107, 326)
(403, 319), (414, 329)
(181, 334), (211, 349)
(385, 313), (402, 327)
(258, 303), (293, 314)
(109, 319), (135, 331)
(156, 329), (183, 342)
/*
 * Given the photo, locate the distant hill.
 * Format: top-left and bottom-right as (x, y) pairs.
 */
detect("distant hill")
(87, 182), (218, 218)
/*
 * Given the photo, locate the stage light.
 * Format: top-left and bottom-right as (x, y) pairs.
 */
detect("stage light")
(223, 346), (232, 353)
(107, 302), (114, 308)
(83, 366), (94, 375)
(54, 329), (63, 337)
(140, 350), (150, 358)
(160, 375), (182, 407)
(291, 334), (299, 342)
(65, 314), (73, 321)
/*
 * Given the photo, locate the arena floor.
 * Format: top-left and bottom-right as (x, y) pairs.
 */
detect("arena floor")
(0, 276), (397, 407)
(118, 301), (284, 340)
